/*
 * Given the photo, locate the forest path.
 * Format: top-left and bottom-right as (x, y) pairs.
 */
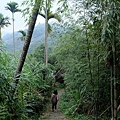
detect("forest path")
(42, 89), (68, 120)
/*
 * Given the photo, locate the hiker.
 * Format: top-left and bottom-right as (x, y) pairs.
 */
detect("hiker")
(51, 90), (59, 112)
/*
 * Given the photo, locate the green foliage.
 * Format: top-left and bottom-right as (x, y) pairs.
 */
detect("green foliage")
(0, 43), (55, 119)
(0, 13), (10, 28)
(17, 30), (26, 41)
(30, 43), (45, 63)
(5, 2), (21, 13)
(70, 114), (93, 120)
(50, 19), (111, 119)
(48, 1), (119, 119)
(1, 0), (120, 119)
(21, 0), (44, 25)
(0, 51), (24, 120)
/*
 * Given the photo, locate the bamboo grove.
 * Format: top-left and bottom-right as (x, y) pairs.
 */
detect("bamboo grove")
(51, 0), (120, 119)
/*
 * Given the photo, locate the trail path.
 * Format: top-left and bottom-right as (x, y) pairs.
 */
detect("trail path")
(42, 89), (68, 120)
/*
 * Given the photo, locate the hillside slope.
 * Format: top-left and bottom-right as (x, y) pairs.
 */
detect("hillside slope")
(3, 23), (45, 53)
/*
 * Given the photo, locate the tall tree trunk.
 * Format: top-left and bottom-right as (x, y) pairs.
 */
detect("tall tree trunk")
(112, 3), (117, 120)
(96, 40), (100, 120)
(12, 2), (39, 98)
(86, 30), (95, 116)
(44, 0), (48, 65)
(113, 30), (117, 120)
(113, 36), (117, 120)
(84, 7), (94, 117)
(111, 67), (114, 120)
(12, 13), (15, 56)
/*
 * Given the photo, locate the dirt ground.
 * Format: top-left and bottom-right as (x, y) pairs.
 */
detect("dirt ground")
(42, 89), (68, 120)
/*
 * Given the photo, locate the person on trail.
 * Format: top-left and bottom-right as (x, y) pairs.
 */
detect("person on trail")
(51, 90), (59, 112)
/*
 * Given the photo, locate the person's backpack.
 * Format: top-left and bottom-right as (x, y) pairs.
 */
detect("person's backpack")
(52, 94), (57, 104)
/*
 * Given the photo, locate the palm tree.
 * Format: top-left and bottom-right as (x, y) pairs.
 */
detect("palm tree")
(5, 1), (21, 55)
(39, 0), (61, 65)
(18, 30), (26, 41)
(12, 0), (40, 99)
(0, 13), (10, 40)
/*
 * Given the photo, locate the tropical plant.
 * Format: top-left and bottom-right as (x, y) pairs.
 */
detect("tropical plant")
(0, 51), (22, 120)
(101, 1), (120, 119)
(0, 1), (52, 119)
(50, 0), (120, 119)
(0, 48), (53, 120)
(82, 0), (120, 119)
(13, 0), (40, 100)
(18, 30), (26, 41)
(5, 1), (21, 56)
(39, 0), (61, 65)
(49, 15), (110, 119)
(0, 13), (10, 40)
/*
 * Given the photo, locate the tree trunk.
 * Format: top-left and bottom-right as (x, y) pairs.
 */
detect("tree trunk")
(111, 67), (114, 120)
(112, 37), (117, 120)
(84, 7), (94, 117)
(96, 40), (100, 120)
(44, 0), (48, 65)
(112, 3), (117, 120)
(113, 32), (117, 120)
(12, 13), (15, 56)
(12, 2), (39, 98)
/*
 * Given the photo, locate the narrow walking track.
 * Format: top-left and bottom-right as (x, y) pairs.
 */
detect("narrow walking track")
(42, 89), (68, 120)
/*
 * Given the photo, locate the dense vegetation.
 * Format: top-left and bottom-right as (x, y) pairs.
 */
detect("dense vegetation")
(0, 0), (120, 120)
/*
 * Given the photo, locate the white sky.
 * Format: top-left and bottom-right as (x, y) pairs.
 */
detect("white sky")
(1, 0), (57, 37)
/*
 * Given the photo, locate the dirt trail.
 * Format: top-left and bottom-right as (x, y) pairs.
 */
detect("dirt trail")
(42, 89), (68, 120)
